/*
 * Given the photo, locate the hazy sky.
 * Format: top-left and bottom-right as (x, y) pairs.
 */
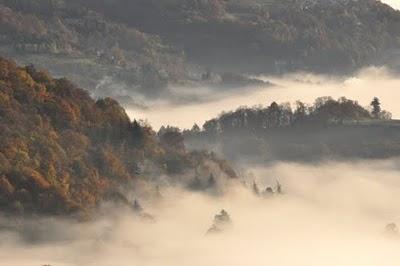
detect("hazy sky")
(382, 0), (400, 9)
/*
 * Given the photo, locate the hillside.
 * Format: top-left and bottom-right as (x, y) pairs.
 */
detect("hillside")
(0, 0), (399, 102)
(71, 0), (400, 73)
(0, 0), (189, 101)
(0, 0), (267, 103)
(0, 57), (237, 216)
(183, 97), (400, 162)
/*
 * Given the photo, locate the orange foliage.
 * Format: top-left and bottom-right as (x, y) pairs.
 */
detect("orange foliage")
(0, 57), (237, 215)
(21, 167), (51, 190)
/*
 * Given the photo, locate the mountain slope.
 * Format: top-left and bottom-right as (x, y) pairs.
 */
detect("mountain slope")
(75, 0), (400, 73)
(0, 0), (189, 101)
(0, 0), (399, 102)
(0, 57), (237, 215)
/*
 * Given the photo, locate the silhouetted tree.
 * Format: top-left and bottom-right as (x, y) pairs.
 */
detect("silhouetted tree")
(208, 174), (216, 188)
(253, 181), (260, 195)
(265, 187), (274, 195)
(131, 119), (144, 147)
(159, 128), (185, 152)
(293, 100), (307, 123)
(276, 181), (282, 194)
(132, 199), (143, 212)
(191, 123), (200, 133)
(371, 97), (381, 118)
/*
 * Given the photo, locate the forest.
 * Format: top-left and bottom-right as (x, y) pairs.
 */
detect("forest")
(183, 96), (400, 162)
(0, 0), (399, 104)
(76, 0), (400, 73)
(0, 57), (237, 215)
(2, 1), (400, 265)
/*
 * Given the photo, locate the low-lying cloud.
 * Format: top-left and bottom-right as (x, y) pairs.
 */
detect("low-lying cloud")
(126, 67), (400, 129)
(2, 159), (400, 265)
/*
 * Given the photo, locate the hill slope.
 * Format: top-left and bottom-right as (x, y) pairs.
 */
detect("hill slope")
(0, 0), (399, 101)
(183, 97), (400, 162)
(71, 0), (400, 73)
(0, 57), (237, 215)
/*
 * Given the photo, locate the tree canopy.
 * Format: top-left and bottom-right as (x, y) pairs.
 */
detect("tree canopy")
(0, 57), (237, 215)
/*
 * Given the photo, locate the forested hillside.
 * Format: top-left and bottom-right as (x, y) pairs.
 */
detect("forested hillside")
(70, 0), (400, 73)
(0, 0), (399, 102)
(183, 97), (400, 162)
(0, 0), (267, 102)
(0, 0), (190, 101)
(0, 57), (237, 215)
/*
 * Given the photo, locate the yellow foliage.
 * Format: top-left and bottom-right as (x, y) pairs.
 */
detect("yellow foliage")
(0, 176), (15, 195)
(16, 69), (35, 88)
(0, 91), (10, 106)
(22, 167), (51, 190)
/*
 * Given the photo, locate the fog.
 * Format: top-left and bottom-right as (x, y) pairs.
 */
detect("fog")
(382, 0), (400, 10)
(2, 159), (400, 266)
(126, 67), (400, 129)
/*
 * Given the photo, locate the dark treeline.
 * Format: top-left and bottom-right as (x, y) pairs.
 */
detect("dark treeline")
(182, 97), (400, 162)
(187, 96), (391, 136)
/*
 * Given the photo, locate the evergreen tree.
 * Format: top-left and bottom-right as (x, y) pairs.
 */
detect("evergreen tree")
(131, 119), (144, 147)
(371, 97), (381, 118)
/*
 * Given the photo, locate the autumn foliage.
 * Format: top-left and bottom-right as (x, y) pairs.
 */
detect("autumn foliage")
(0, 57), (236, 215)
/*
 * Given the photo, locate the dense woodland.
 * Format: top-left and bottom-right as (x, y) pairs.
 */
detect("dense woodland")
(0, 0), (267, 101)
(77, 0), (400, 73)
(0, 57), (237, 215)
(0, 0), (399, 101)
(0, 0), (189, 99)
(1, 0), (400, 216)
(183, 97), (400, 162)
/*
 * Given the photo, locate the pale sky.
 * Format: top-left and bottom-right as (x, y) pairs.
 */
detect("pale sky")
(382, 0), (400, 9)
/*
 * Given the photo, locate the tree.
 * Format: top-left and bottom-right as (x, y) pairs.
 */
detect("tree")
(252, 181), (260, 195)
(293, 101), (307, 123)
(131, 119), (144, 147)
(267, 102), (281, 127)
(189, 176), (202, 190)
(208, 174), (216, 188)
(265, 187), (274, 195)
(207, 209), (232, 234)
(191, 123), (200, 133)
(132, 199), (143, 212)
(159, 129), (185, 152)
(371, 97), (381, 118)
(203, 119), (220, 137)
(276, 181), (282, 194)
